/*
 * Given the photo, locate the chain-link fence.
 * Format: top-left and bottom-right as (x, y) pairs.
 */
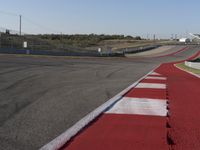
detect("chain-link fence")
(0, 29), (63, 50)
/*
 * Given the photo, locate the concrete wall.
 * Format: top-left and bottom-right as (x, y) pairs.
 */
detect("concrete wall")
(185, 61), (200, 70)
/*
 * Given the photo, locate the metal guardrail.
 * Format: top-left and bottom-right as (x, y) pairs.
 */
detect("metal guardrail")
(117, 45), (161, 54)
(0, 48), (124, 57)
(0, 44), (161, 57)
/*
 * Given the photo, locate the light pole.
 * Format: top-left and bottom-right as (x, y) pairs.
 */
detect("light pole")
(19, 15), (22, 36)
(0, 32), (1, 48)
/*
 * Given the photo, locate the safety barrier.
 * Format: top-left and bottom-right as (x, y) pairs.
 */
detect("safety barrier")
(185, 61), (200, 70)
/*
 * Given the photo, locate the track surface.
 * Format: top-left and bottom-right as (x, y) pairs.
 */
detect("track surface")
(0, 46), (199, 150)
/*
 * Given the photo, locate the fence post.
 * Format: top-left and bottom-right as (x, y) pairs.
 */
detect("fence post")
(0, 33), (1, 48)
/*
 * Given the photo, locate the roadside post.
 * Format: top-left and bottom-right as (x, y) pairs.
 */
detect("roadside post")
(108, 48), (112, 56)
(23, 41), (29, 54)
(98, 48), (102, 56)
(0, 33), (1, 48)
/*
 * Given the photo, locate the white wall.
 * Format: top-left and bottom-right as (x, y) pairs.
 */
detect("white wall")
(185, 61), (200, 70)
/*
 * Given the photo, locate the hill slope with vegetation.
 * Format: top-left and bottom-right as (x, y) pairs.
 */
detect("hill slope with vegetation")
(0, 31), (173, 52)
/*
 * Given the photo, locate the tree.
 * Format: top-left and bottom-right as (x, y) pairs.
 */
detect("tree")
(135, 36), (142, 40)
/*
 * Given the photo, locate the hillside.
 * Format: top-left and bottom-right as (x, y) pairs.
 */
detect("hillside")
(0, 32), (174, 53)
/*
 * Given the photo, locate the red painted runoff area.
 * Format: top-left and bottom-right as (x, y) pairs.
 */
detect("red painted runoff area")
(62, 114), (168, 150)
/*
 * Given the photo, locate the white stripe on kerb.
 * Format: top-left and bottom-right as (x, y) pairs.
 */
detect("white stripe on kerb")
(105, 97), (168, 116)
(151, 72), (161, 76)
(136, 83), (166, 89)
(145, 76), (167, 80)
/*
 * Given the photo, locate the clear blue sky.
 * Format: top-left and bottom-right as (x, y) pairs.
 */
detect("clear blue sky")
(0, 0), (199, 38)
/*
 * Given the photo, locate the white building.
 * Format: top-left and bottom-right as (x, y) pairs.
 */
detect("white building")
(179, 38), (190, 43)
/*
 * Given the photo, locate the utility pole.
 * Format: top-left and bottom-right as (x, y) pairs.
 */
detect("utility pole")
(146, 34), (149, 40)
(60, 32), (63, 49)
(175, 34), (177, 40)
(0, 33), (1, 48)
(171, 34), (174, 40)
(153, 34), (156, 41)
(19, 15), (22, 36)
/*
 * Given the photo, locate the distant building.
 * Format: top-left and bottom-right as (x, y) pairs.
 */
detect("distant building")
(179, 38), (190, 43)
(189, 33), (200, 40)
(5, 29), (10, 35)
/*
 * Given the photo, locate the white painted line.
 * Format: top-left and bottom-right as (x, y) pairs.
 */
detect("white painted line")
(123, 97), (167, 104)
(151, 72), (161, 76)
(136, 83), (166, 89)
(145, 76), (167, 80)
(40, 65), (161, 150)
(105, 97), (168, 116)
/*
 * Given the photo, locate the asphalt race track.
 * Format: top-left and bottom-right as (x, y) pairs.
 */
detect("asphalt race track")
(0, 45), (199, 150)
